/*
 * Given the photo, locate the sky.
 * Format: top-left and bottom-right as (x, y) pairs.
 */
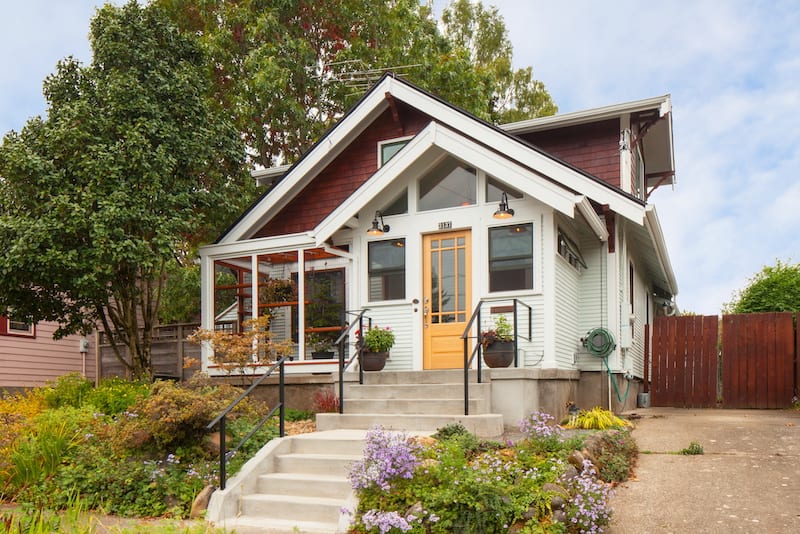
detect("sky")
(1, 1), (798, 315)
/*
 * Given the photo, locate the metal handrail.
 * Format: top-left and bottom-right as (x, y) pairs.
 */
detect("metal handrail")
(337, 309), (371, 413)
(206, 355), (288, 490)
(461, 298), (532, 415)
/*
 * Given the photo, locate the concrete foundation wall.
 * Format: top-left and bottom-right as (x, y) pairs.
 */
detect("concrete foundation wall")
(214, 374), (337, 412)
(488, 368), (580, 425)
(574, 371), (643, 413)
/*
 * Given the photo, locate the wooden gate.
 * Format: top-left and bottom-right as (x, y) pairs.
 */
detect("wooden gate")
(721, 313), (795, 408)
(650, 313), (798, 408)
(651, 315), (719, 408)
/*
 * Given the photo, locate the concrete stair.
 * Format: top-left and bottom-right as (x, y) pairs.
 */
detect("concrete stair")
(208, 430), (365, 534)
(208, 370), (505, 533)
(316, 370), (504, 438)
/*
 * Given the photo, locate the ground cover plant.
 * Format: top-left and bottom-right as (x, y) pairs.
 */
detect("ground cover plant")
(346, 412), (635, 534)
(0, 373), (308, 520)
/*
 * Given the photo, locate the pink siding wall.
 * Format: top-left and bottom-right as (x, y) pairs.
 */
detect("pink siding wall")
(0, 322), (96, 389)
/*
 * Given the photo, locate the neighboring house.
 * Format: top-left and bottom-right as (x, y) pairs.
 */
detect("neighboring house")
(0, 315), (95, 390)
(198, 74), (677, 412)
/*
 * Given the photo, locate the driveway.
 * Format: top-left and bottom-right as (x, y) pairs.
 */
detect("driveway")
(609, 407), (800, 533)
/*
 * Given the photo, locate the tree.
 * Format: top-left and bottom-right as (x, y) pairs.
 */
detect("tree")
(0, 1), (252, 379)
(156, 0), (556, 167)
(440, 0), (557, 123)
(724, 259), (800, 313)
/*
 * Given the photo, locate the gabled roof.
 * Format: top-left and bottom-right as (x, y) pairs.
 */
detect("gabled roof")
(503, 95), (675, 190)
(218, 74), (648, 245)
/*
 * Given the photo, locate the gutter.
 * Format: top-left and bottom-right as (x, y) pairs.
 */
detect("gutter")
(644, 204), (678, 296)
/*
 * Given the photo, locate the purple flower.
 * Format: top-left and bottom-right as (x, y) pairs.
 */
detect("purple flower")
(347, 426), (420, 492)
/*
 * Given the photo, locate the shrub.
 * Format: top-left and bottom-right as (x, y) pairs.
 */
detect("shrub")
(583, 429), (638, 483)
(112, 379), (265, 454)
(42, 372), (93, 409)
(0, 389), (45, 491)
(563, 407), (631, 430)
(85, 377), (150, 415)
(312, 388), (340, 413)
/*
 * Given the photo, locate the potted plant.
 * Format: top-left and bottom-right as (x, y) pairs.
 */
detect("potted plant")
(307, 332), (336, 359)
(358, 325), (395, 371)
(481, 315), (514, 368)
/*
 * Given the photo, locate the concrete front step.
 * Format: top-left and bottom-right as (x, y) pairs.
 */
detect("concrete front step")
(315, 412), (504, 438)
(343, 397), (488, 415)
(222, 516), (341, 534)
(358, 369), (487, 385)
(275, 452), (361, 477)
(289, 430), (366, 455)
(257, 472), (351, 499)
(241, 493), (344, 524)
(343, 382), (491, 400)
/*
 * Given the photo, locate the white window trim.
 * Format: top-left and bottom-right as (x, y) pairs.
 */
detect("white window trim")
(377, 136), (413, 167)
(4, 316), (35, 337)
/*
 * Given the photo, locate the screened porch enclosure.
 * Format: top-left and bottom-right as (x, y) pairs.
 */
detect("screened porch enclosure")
(212, 247), (348, 363)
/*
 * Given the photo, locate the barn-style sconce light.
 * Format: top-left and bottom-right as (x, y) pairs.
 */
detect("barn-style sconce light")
(493, 191), (515, 219)
(367, 210), (390, 235)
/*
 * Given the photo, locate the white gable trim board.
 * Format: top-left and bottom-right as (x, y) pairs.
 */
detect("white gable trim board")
(221, 75), (648, 245)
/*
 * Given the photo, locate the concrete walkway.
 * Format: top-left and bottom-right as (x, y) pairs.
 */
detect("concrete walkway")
(609, 408), (800, 533)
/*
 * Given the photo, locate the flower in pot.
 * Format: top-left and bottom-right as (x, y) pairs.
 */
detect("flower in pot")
(306, 332), (336, 359)
(357, 326), (395, 371)
(481, 315), (514, 368)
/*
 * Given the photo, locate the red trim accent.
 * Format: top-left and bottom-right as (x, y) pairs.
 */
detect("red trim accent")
(0, 316), (36, 338)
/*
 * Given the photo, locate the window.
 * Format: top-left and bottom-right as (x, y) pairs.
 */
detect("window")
(368, 239), (406, 301)
(557, 229), (587, 271)
(489, 224), (533, 292)
(380, 188), (408, 216)
(0, 315), (35, 337)
(629, 262), (635, 314)
(379, 139), (410, 166)
(418, 156), (476, 211)
(486, 176), (523, 202)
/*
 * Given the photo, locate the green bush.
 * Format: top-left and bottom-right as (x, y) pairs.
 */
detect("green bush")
(112, 378), (266, 454)
(85, 377), (150, 415)
(42, 373), (93, 409)
(584, 429), (638, 483)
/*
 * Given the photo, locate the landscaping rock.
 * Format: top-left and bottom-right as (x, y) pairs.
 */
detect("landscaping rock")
(190, 485), (215, 519)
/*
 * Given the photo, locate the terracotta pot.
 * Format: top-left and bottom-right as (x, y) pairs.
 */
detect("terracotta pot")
(361, 350), (389, 371)
(483, 341), (514, 368)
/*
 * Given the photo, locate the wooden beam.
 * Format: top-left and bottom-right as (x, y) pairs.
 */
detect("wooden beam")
(602, 205), (615, 253)
(384, 92), (404, 135)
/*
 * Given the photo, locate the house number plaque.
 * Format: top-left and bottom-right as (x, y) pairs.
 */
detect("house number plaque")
(438, 221), (452, 230)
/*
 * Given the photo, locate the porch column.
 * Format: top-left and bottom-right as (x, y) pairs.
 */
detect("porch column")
(297, 248), (305, 359)
(200, 254), (215, 372)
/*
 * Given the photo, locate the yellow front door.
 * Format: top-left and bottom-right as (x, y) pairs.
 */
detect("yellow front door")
(422, 230), (472, 369)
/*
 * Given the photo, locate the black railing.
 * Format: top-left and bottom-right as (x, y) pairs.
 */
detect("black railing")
(461, 298), (533, 415)
(336, 309), (371, 413)
(206, 356), (288, 490)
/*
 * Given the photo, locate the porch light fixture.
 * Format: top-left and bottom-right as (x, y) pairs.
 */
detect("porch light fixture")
(493, 191), (515, 219)
(367, 210), (390, 235)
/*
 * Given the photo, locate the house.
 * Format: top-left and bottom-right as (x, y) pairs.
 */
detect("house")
(197, 74), (677, 419)
(0, 315), (95, 391)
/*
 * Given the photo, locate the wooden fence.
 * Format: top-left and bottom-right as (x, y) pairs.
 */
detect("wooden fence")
(650, 312), (797, 409)
(98, 323), (200, 380)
